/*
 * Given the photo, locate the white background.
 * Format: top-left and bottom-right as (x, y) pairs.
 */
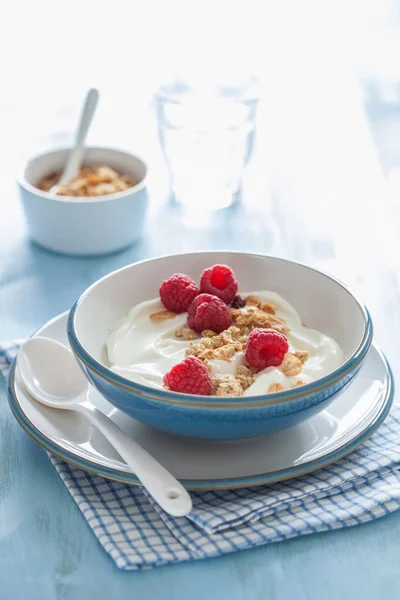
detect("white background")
(1, 0), (400, 248)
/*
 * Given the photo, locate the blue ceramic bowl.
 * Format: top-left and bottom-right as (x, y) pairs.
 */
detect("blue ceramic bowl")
(67, 252), (373, 440)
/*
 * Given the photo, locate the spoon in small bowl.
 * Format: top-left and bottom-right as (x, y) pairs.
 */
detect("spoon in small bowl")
(50, 87), (99, 195)
(17, 336), (192, 517)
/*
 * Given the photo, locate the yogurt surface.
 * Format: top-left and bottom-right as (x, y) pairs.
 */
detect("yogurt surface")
(106, 291), (344, 396)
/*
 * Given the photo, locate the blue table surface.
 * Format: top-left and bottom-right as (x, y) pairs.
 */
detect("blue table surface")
(2, 69), (400, 598)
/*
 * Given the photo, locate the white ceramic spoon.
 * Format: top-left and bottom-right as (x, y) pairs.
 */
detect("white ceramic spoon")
(50, 88), (99, 194)
(17, 337), (192, 517)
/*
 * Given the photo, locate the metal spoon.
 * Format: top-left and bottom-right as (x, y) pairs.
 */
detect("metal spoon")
(17, 336), (192, 517)
(50, 88), (99, 194)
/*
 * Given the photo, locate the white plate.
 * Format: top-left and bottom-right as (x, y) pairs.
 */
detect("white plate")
(8, 312), (393, 490)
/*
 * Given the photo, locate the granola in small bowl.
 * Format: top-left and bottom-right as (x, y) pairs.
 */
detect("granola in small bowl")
(37, 165), (136, 198)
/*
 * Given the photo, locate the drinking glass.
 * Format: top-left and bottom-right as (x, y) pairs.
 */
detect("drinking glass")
(156, 78), (259, 210)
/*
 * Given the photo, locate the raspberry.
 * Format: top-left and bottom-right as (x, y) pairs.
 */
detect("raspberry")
(245, 328), (289, 369)
(187, 293), (232, 334)
(200, 264), (238, 304)
(163, 356), (211, 395)
(159, 273), (199, 313)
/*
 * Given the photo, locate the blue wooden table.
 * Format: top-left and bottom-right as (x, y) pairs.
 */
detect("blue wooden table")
(2, 56), (400, 598)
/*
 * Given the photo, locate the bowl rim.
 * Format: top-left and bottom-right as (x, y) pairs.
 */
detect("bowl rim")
(16, 145), (148, 204)
(67, 251), (374, 409)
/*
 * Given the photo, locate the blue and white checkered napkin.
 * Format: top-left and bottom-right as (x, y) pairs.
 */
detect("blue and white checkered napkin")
(2, 341), (400, 570)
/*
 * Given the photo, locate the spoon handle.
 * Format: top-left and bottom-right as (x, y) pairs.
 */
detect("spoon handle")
(58, 88), (99, 185)
(76, 402), (192, 517)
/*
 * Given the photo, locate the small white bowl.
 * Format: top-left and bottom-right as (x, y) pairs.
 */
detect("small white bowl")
(17, 147), (148, 256)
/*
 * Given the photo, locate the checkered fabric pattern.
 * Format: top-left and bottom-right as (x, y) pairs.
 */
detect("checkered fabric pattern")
(2, 341), (400, 570)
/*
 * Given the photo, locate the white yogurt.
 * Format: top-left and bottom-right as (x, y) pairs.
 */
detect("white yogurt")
(106, 291), (344, 396)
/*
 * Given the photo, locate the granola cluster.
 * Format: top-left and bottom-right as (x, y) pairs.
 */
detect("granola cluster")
(175, 324), (198, 340)
(231, 304), (289, 336)
(150, 310), (177, 321)
(37, 165), (135, 197)
(279, 352), (302, 377)
(185, 326), (247, 362)
(167, 294), (310, 396)
(211, 366), (256, 397)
